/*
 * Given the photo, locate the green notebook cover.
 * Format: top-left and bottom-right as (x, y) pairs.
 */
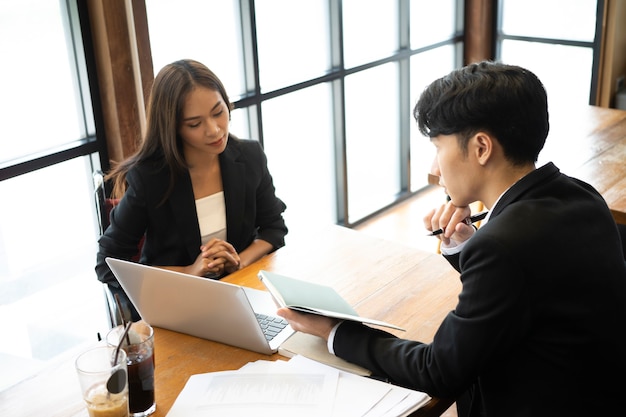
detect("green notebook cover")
(258, 270), (404, 331)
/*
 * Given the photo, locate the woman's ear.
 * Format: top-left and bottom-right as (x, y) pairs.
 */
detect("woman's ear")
(472, 132), (493, 166)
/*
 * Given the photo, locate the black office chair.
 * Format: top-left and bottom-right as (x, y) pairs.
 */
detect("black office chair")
(93, 170), (141, 327)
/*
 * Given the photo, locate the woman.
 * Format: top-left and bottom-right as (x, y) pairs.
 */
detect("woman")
(96, 59), (288, 319)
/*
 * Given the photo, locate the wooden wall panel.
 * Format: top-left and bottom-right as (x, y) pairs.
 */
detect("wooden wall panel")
(464, 0), (495, 65)
(86, 0), (152, 165)
(597, 0), (626, 108)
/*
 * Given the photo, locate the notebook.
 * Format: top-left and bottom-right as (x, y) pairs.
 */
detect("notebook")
(258, 270), (405, 331)
(105, 257), (295, 355)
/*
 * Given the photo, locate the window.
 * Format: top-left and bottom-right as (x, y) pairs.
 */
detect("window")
(146, 0), (463, 228)
(255, 0), (331, 92)
(261, 85), (337, 228)
(342, 0), (398, 69)
(0, 0), (108, 391)
(410, 44), (460, 192)
(0, 2), (95, 162)
(497, 0), (601, 108)
(345, 63), (401, 220)
(146, 0), (245, 99)
(409, 0), (463, 192)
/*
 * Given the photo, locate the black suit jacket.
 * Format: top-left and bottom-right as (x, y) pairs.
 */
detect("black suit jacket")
(96, 138), (287, 286)
(333, 163), (626, 417)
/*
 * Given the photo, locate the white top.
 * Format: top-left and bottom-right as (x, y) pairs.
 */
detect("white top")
(195, 191), (227, 245)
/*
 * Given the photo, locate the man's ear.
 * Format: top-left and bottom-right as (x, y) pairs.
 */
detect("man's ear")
(472, 132), (493, 166)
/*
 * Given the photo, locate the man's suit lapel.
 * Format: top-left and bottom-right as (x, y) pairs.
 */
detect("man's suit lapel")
(490, 162), (560, 218)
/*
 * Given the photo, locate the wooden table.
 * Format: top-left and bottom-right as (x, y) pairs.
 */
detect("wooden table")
(0, 226), (460, 417)
(540, 105), (626, 224)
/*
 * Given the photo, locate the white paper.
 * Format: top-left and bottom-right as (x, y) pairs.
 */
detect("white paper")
(286, 355), (430, 417)
(166, 355), (430, 417)
(167, 362), (337, 417)
(287, 355), (392, 417)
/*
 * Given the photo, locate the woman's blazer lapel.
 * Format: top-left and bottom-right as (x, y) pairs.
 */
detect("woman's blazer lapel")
(167, 170), (203, 261)
(220, 141), (247, 246)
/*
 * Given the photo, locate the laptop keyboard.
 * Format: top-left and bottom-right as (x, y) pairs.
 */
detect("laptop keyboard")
(255, 313), (289, 341)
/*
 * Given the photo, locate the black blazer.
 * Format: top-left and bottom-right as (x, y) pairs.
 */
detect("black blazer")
(333, 163), (626, 417)
(96, 138), (287, 286)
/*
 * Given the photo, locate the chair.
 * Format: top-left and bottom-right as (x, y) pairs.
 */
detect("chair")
(93, 170), (142, 327)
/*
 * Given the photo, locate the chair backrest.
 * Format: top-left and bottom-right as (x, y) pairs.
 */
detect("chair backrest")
(93, 170), (110, 235)
(93, 170), (143, 261)
(93, 170), (143, 327)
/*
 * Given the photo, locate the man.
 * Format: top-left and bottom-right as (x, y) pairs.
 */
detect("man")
(278, 61), (626, 416)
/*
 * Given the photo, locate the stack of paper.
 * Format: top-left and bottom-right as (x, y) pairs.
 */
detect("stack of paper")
(166, 355), (430, 417)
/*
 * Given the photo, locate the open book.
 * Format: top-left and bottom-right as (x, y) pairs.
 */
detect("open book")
(257, 270), (405, 331)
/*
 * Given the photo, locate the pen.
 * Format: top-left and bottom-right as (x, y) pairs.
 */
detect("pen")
(427, 211), (488, 236)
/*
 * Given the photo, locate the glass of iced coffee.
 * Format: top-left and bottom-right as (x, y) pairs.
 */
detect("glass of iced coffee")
(107, 320), (156, 417)
(75, 345), (129, 417)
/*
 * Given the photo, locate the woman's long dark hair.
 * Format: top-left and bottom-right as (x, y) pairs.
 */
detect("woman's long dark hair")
(108, 59), (234, 200)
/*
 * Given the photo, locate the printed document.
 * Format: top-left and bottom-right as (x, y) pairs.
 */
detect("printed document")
(166, 355), (429, 417)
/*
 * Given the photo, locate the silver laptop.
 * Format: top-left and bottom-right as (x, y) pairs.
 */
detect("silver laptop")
(105, 257), (295, 355)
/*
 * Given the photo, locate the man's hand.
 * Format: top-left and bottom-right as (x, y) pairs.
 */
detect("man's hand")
(424, 202), (475, 244)
(277, 308), (339, 341)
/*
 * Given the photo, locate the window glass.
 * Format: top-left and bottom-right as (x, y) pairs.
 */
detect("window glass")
(255, 0), (330, 92)
(500, 40), (593, 108)
(345, 63), (400, 223)
(145, 0), (246, 99)
(261, 84), (336, 232)
(0, 156), (108, 391)
(230, 107), (252, 141)
(343, 0), (398, 68)
(411, 0), (458, 48)
(0, 0), (91, 163)
(500, 0), (597, 42)
(410, 45), (457, 191)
